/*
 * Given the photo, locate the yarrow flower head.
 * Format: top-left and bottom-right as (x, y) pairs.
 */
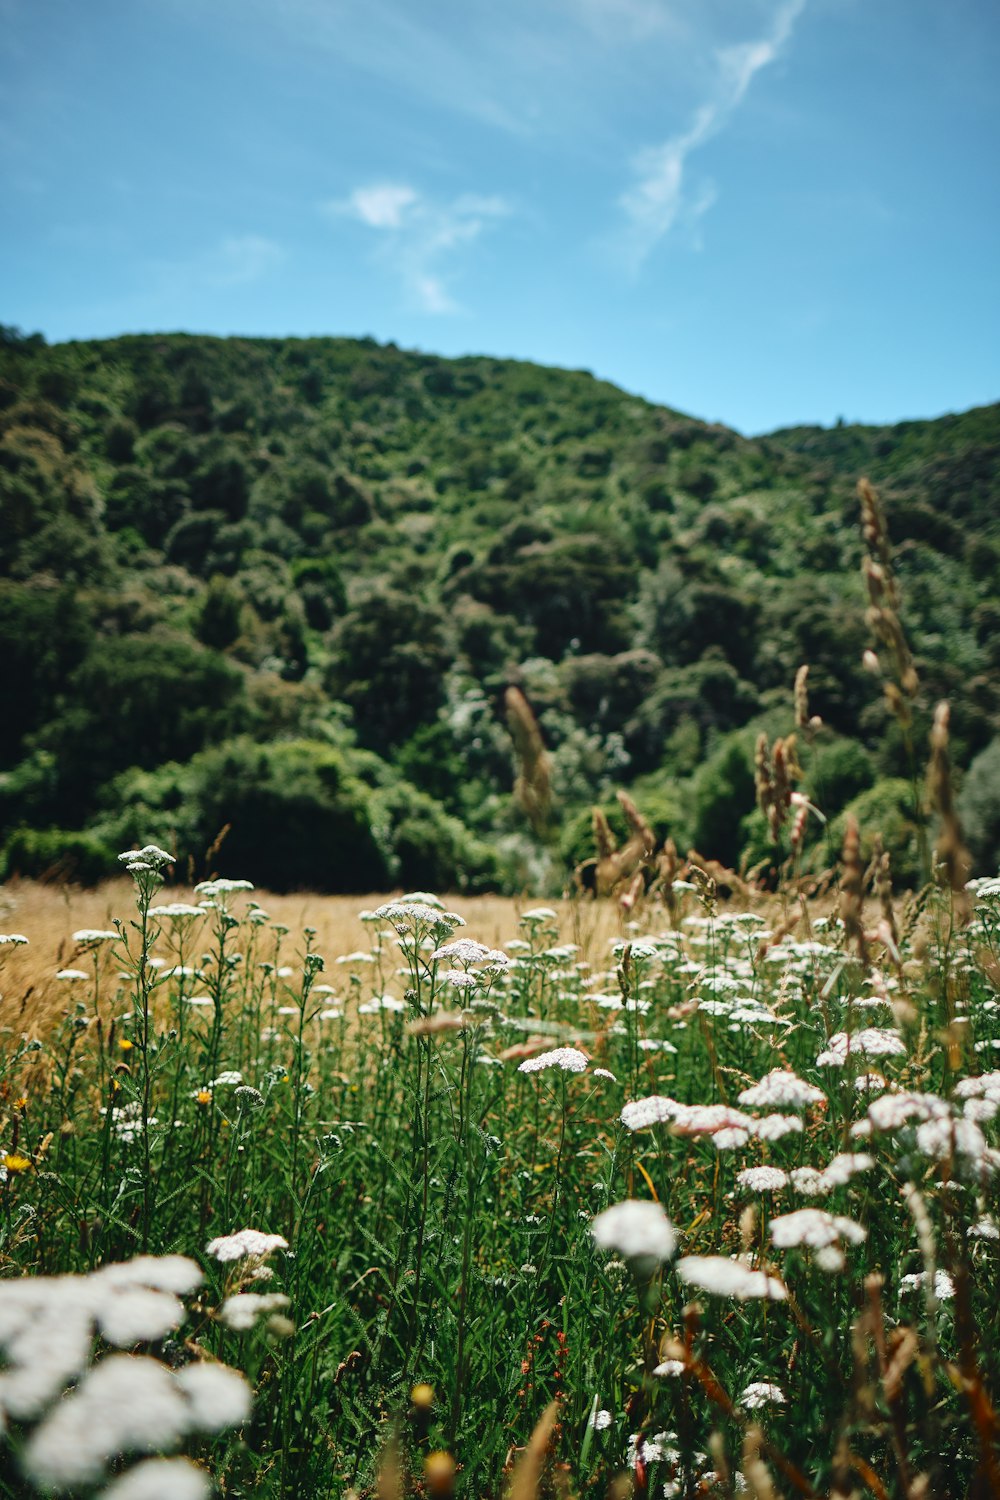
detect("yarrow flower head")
(769, 1208), (867, 1250)
(816, 1028), (906, 1067)
(740, 1381), (786, 1410)
(218, 1291), (292, 1332)
(205, 1228), (289, 1264)
(371, 901), (465, 935)
(736, 1166), (788, 1193)
(73, 929), (119, 945)
(591, 1199), (677, 1272)
(0, 934), (28, 947)
(518, 1047), (589, 1075)
(431, 938), (508, 968)
(118, 845), (175, 875)
(194, 878), (255, 897)
(738, 1069), (825, 1110)
(675, 1256), (786, 1301)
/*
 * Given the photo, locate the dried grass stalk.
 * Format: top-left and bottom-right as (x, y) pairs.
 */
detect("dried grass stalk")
(927, 702), (972, 924)
(839, 815), (869, 968)
(858, 479), (919, 727)
(507, 1400), (559, 1500)
(505, 686), (552, 835)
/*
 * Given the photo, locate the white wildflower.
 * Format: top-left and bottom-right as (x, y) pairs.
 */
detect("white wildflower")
(22, 1356), (191, 1487)
(432, 938), (491, 964)
(194, 878), (254, 896)
(740, 1381), (785, 1410)
(73, 929), (119, 944)
(621, 1097), (678, 1130)
(915, 1115), (988, 1163)
(816, 1028), (906, 1066)
(789, 1167), (826, 1196)
(218, 1292), (292, 1331)
(518, 1047), (589, 1074)
(439, 970), (479, 990)
(205, 1229), (289, 1263)
(0, 933), (28, 946)
(652, 1359), (686, 1377)
(736, 1167), (788, 1193)
(770, 1209), (867, 1249)
(591, 1200), (677, 1268)
(899, 1269), (955, 1300)
(175, 1360), (252, 1431)
(96, 1287), (187, 1347)
(592, 1068), (617, 1081)
(56, 968), (90, 981)
(675, 1256), (786, 1301)
(738, 1070), (824, 1110)
(119, 845), (175, 869)
(861, 1090), (950, 1132)
(752, 1114), (804, 1142)
(588, 1408), (613, 1431)
(954, 1071), (1000, 1100)
(372, 901), (464, 930)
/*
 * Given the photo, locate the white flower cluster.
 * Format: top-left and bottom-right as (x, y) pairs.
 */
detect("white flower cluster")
(205, 1228), (289, 1264)
(118, 845), (175, 876)
(431, 938), (509, 969)
(737, 1069), (824, 1110)
(675, 1256), (786, 1301)
(219, 1291), (292, 1331)
(899, 1268), (955, 1300)
(740, 1381), (786, 1410)
(769, 1208), (867, 1250)
(0, 1254), (251, 1491)
(72, 929), (119, 945)
(621, 1094), (803, 1148)
(788, 1153), (876, 1196)
(194, 878), (255, 898)
(0, 934), (29, 946)
(23, 1353), (250, 1489)
(370, 900), (465, 933)
(736, 1166), (788, 1193)
(591, 1200), (677, 1266)
(816, 1028), (906, 1067)
(518, 1047), (589, 1075)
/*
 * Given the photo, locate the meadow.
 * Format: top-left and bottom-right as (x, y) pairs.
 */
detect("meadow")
(1, 832), (998, 1500)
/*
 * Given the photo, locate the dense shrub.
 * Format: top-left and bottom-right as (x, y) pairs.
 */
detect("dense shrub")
(0, 826), (116, 885)
(959, 736), (1000, 873)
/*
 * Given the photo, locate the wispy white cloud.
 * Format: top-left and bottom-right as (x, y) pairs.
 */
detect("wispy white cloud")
(329, 183), (510, 314)
(209, 234), (284, 286)
(618, 0), (806, 270)
(145, 233), (284, 297)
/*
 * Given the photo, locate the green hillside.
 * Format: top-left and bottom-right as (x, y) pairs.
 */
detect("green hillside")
(2, 326), (999, 890)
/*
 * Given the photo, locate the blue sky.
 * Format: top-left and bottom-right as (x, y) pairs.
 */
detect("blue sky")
(1, 0), (997, 433)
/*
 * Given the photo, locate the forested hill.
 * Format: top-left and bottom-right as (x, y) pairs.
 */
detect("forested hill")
(2, 327), (999, 892)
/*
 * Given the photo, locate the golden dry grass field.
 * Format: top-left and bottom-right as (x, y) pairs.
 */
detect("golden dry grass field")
(0, 879), (629, 1036)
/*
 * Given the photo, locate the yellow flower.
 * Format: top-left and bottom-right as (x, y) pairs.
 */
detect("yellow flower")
(410, 1382), (434, 1409)
(196, 1089), (212, 1106)
(3, 1153), (32, 1174)
(118, 1039), (133, 1052)
(423, 1452), (456, 1496)
(13, 1096), (27, 1112)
